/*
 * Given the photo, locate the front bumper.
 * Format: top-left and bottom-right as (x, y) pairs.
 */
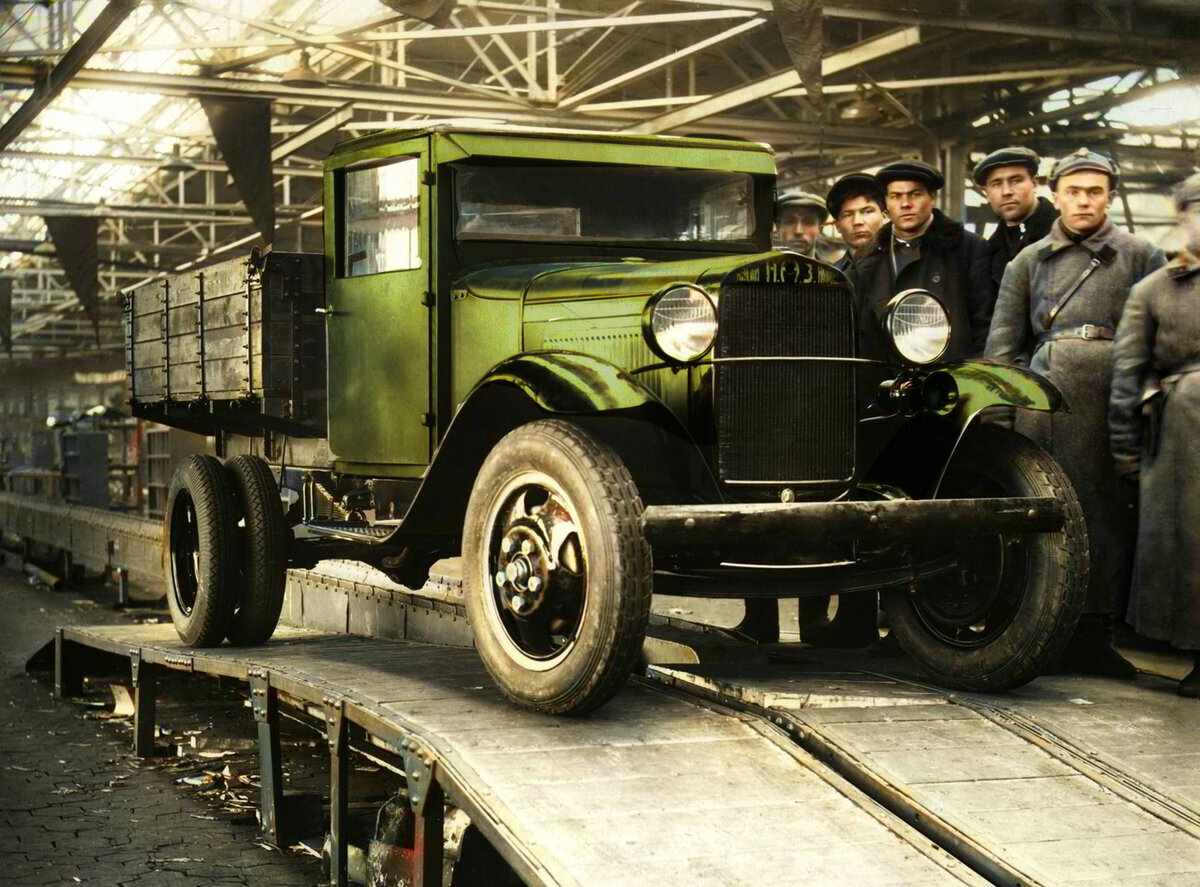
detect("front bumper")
(641, 497), (1064, 547)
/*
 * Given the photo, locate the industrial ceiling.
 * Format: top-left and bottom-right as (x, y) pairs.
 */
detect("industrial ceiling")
(1, 0), (1197, 356)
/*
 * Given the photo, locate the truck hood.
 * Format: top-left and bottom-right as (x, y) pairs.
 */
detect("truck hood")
(452, 251), (843, 303)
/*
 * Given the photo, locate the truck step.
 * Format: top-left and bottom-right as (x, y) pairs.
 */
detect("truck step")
(304, 518), (394, 543)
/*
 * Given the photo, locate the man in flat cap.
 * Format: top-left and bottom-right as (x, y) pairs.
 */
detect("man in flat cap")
(826, 173), (886, 274)
(973, 146), (1058, 296)
(775, 189), (827, 257)
(850, 159), (993, 361)
(986, 147), (1166, 675)
(1109, 172), (1200, 696)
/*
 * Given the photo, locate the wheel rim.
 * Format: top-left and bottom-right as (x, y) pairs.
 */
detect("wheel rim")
(907, 473), (1030, 648)
(480, 470), (588, 671)
(169, 489), (201, 617)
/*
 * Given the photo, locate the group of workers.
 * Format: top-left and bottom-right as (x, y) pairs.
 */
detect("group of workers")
(775, 150), (1200, 696)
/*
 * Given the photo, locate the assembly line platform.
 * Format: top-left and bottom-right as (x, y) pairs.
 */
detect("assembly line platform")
(53, 622), (1200, 887)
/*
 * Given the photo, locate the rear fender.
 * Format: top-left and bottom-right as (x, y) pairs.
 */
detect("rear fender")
(397, 352), (718, 542)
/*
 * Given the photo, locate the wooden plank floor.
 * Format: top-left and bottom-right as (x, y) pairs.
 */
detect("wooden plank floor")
(652, 663), (1200, 886)
(60, 624), (982, 887)
(975, 673), (1200, 830)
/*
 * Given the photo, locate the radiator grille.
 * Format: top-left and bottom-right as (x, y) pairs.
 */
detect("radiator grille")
(716, 283), (856, 483)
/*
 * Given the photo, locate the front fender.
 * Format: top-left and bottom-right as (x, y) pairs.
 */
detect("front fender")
(932, 360), (1066, 431)
(483, 350), (660, 413)
(865, 361), (1066, 498)
(393, 352), (718, 542)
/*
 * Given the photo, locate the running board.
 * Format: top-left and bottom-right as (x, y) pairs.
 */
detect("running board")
(304, 518), (395, 544)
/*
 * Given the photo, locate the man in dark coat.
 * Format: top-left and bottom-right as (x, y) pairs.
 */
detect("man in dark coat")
(1109, 172), (1200, 696)
(985, 148), (1166, 675)
(973, 146), (1058, 294)
(850, 160), (993, 360)
(827, 173), (886, 274)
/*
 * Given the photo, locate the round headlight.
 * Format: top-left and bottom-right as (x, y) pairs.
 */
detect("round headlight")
(643, 285), (717, 363)
(885, 289), (950, 364)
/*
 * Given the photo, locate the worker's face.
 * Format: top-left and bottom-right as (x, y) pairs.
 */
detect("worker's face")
(777, 206), (823, 255)
(983, 165), (1038, 224)
(1182, 202), (1200, 255)
(1053, 171), (1113, 235)
(885, 181), (935, 238)
(834, 196), (884, 254)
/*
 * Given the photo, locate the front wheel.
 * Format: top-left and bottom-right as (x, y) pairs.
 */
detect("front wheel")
(463, 420), (652, 715)
(883, 425), (1087, 692)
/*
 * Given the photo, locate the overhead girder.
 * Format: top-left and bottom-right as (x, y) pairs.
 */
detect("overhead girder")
(0, 0), (1195, 360)
(661, 0), (1200, 57)
(0, 0), (139, 151)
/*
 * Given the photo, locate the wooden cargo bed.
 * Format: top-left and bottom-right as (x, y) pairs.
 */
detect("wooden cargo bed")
(124, 250), (327, 438)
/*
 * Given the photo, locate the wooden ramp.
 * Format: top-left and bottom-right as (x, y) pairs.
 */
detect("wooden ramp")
(650, 663), (1200, 886)
(55, 624), (981, 887)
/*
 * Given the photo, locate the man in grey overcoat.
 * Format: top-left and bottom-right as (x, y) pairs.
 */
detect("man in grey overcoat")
(985, 148), (1166, 675)
(1109, 172), (1200, 696)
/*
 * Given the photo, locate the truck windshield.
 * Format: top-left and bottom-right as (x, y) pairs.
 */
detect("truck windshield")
(453, 162), (755, 244)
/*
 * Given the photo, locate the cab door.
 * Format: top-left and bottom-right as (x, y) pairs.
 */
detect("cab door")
(325, 144), (432, 469)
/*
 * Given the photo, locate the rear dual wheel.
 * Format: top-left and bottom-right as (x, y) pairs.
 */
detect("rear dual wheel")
(164, 454), (287, 648)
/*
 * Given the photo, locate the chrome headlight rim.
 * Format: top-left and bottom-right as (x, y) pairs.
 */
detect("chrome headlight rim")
(885, 288), (951, 365)
(641, 283), (718, 364)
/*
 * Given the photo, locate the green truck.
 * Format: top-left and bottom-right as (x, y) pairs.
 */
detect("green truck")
(125, 126), (1086, 715)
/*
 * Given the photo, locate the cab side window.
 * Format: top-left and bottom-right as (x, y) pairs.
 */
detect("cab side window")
(343, 157), (421, 276)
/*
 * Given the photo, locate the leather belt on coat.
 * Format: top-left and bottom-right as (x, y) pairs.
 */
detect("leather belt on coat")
(1035, 324), (1116, 348)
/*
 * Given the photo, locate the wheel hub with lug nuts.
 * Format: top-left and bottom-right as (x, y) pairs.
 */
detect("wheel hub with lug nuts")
(495, 526), (549, 616)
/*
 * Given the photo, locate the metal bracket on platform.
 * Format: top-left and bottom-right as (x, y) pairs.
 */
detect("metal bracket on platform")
(397, 738), (437, 816)
(129, 647), (141, 686)
(162, 653), (194, 672)
(249, 667), (271, 723)
(402, 736), (444, 887)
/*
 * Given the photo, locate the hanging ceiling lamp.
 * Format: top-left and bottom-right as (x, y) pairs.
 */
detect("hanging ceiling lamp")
(280, 49), (325, 89)
(841, 86), (884, 123)
(159, 143), (195, 173)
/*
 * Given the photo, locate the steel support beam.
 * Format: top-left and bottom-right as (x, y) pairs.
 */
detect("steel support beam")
(662, 0), (1200, 54)
(105, 8), (761, 52)
(560, 17), (767, 110)
(976, 73), (1200, 138)
(325, 698), (348, 887)
(131, 650), (158, 759)
(580, 64), (1135, 112)
(0, 0), (139, 150)
(54, 629), (82, 698)
(1, 149), (324, 178)
(250, 668), (285, 847)
(413, 778), (445, 887)
(626, 26), (921, 134)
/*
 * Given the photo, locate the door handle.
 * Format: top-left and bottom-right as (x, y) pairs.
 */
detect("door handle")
(316, 305), (335, 316)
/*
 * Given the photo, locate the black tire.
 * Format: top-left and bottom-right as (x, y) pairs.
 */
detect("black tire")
(224, 455), (288, 646)
(463, 419), (652, 715)
(164, 455), (238, 647)
(799, 592), (879, 648)
(883, 425), (1088, 691)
